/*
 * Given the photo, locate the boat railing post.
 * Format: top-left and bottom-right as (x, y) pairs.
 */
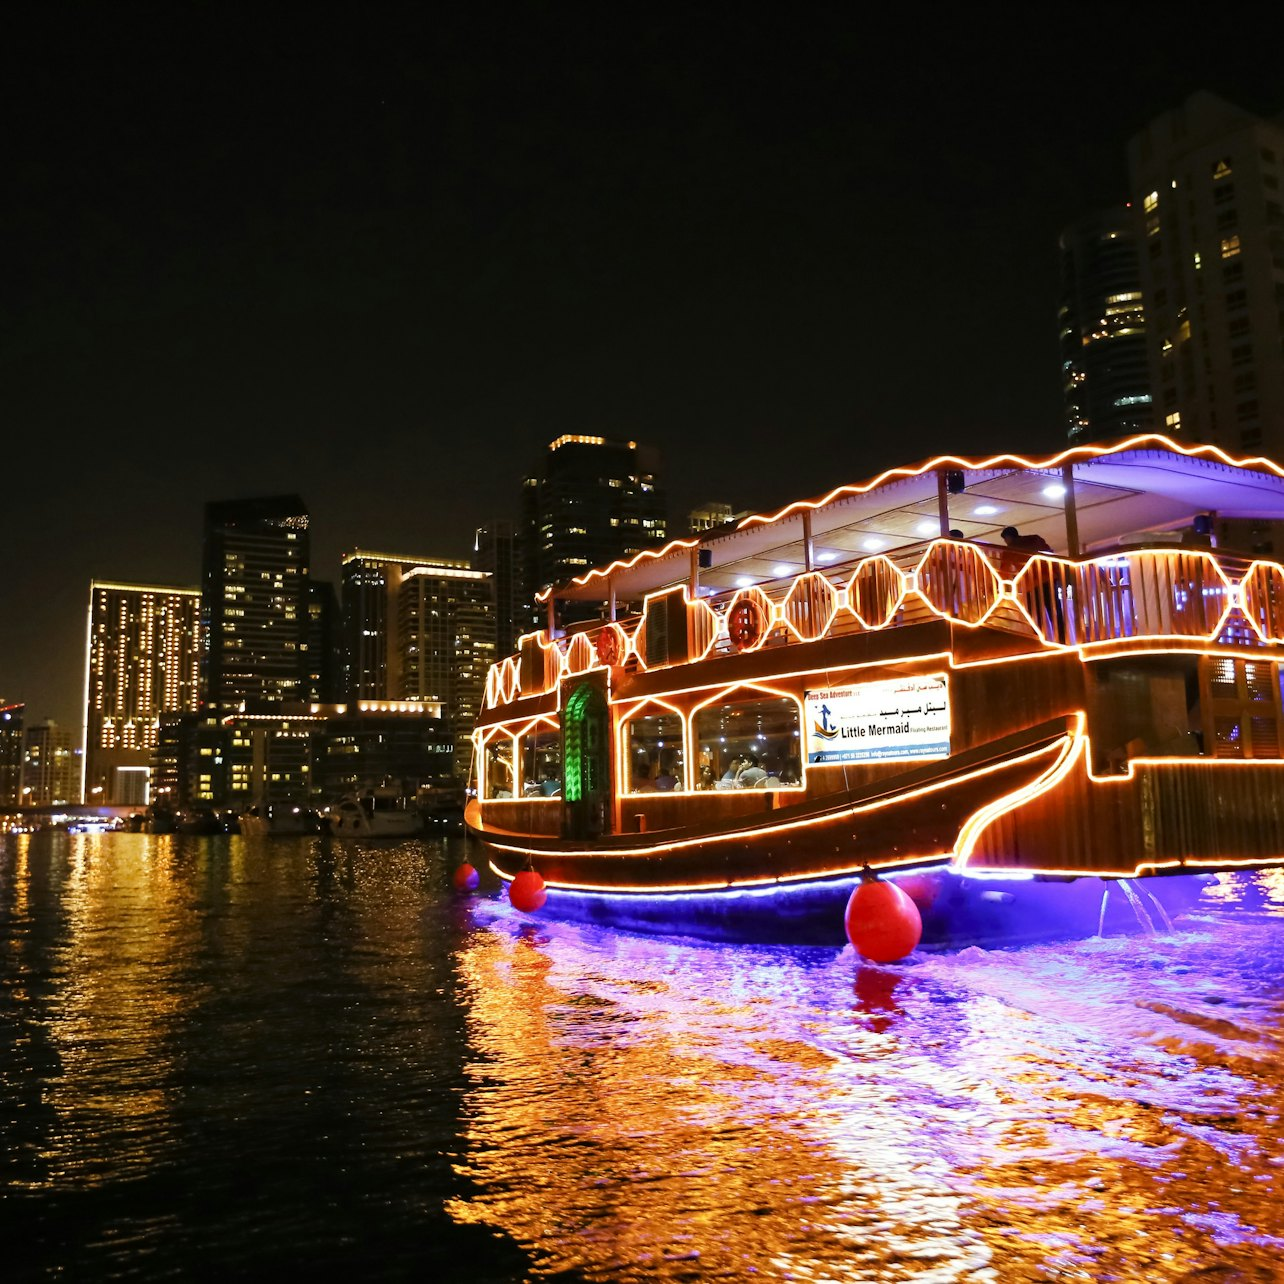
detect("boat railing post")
(802, 509), (814, 573)
(546, 592), (557, 638)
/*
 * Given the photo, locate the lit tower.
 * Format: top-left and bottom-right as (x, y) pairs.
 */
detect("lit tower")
(341, 550), (495, 780)
(81, 581), (201, 804)
(201, 495), (311, 710)
(1128, 91), (1284, 454)
(521, 435), (668, 623)
(1058, 208), (1153, 443)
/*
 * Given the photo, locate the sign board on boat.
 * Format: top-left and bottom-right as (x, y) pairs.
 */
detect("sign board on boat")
(803, 675), (950, 764)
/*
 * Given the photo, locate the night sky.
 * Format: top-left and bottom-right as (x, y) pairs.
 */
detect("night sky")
(4, 9), (1281, 727)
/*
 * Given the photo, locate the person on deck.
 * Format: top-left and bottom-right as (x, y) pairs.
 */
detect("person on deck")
(1001, 526), (1065, 642)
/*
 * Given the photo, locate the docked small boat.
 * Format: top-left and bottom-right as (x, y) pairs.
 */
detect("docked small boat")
(327, 791), (424, 839)
(239, 802), (318, 836)
(467, 435), (1284, 947)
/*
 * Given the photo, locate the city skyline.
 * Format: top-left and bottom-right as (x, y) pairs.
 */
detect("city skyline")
(5, 12), (1283, 727)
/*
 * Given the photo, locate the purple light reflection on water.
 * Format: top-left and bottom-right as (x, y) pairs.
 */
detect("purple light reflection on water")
(451, 871), (1284, 1280)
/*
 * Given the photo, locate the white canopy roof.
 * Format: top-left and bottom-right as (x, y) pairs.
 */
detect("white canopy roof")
(544, 435), (1284, 602)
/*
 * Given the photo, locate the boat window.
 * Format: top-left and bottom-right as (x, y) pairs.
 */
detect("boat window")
(695, 694), (802, 790)
(519, 723), (562, 798)
(483, 736), (515, 799)
(1086, 656), (1204, 770)
(623, 706), (685, 794)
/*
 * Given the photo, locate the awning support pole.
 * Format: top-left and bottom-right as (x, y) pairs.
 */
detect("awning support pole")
(1062, 462), (1080, 557)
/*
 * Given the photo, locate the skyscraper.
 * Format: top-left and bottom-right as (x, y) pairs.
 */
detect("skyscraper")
(1058, 208), (1153, 443)
(81, 580), (201, 804)
(522, 435), (668, 618)
(201, 495), (311, 710)
(0, 702), (24, 808)
(341, 550), (495, 780)
(21, 721), (79, 807)
(305, 580), (341, 703)
(1128, 91), (1284, 455)
(473, 519), (525, 656)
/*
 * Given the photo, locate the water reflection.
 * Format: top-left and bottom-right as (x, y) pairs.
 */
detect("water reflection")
(451, 878), (1284, 1281)
(4, 833), (1283, 1280)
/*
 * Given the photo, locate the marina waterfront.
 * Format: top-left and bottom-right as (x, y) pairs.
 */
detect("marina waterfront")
(3, 831), (1283, 1281)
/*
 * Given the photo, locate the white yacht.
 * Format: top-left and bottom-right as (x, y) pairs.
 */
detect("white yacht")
(326, 791), (424, 838)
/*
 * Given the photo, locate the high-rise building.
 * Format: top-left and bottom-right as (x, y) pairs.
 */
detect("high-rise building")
(21, 721), (79, 806)
(521, 435), (668, 614)
(81, 580), (201, 804)
(0, 702), (24, 808)
(201, 495), (311, 710)
(1128, 91), (1284, 455)
(154, 702), (453, 811)
(1058, 208), (1153, 443)
(305, 580), (341, 703)
(689, 501), (738, 533)
(473, 520), (525, 656)
(341, 550), (495, 780)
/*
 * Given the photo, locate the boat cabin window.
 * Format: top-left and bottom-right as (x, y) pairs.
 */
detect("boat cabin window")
(483, 736), (515, 799)
(519, 723), (562, 797)
(1089, 655), (1284, 768)
(695, 693), (802, 790)
(624, 706), (685, 794)
(1087, 656), (1204, 770)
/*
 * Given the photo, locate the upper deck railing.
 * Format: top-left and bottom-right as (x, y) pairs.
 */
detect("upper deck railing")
(483, 540), (1284, 710)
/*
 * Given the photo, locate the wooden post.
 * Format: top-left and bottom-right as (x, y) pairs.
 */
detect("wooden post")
(689, 545), (700, 596)
(546, 593), (556, 637)
(608, 578), (616, 622)
(937, 470), (951, 538)
(1062, 462), (1080, 557)
(802, 509), (815, 572)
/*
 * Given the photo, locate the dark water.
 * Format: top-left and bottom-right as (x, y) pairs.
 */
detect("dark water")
(3, 832), (1284, 1282)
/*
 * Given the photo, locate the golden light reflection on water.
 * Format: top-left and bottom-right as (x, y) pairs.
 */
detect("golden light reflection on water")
(7, 833), (198, 1189)
(449, 894), (1284, 1282)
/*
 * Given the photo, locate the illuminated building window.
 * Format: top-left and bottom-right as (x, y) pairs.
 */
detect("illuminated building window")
(694, 694), (802, 791)
(623, 705), (685, 794)
(1212, 158), (1233, 180)
(1165, 412), (1182, 429)
(1143, 191), (1158, 212)
(1221, 235), (1241, 259)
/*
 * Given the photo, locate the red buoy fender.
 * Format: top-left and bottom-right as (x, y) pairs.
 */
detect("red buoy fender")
(509, 869), (547, 913)
(845, 874), (922, 963)
(452, 863), (480, 892)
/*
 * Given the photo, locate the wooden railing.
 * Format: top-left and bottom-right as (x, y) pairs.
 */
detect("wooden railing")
(485, 544), (1280, 706)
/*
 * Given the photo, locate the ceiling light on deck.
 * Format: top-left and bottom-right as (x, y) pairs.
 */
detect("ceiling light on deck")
(974, 504), (1000, 516)
(1042, 483), (1067, 499)
(772, 564), (793, 577)
(862, 537), (886, 551)
(735, 576), (755, 588)
(816, 551), (837, 564)
(915, 520), (938, 537)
